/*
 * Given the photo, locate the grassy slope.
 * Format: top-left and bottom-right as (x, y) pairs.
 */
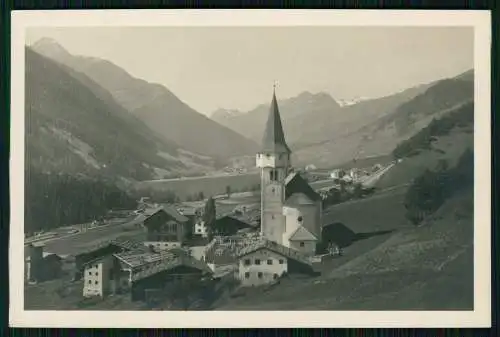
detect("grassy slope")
(215, 188), (473, 310)
(375, 124), (473, 190)
(294, 71), (472, 167)
(26, 48), (214, 180)
(30, 39), (258, 160)
(215, 119), (474, 310)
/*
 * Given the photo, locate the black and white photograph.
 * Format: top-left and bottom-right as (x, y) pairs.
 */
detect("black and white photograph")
(9, 10), (491, 328)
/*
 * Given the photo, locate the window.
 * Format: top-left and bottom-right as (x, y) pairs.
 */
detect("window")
(300, 242), (305, 247)
(88, 271), (92, 276)
(88, 280), (91, 284)
(244, 259), (251, 266)
(273, 273), (279, 280)
(297, 216), (303, 222)
(255, 259), (261, 265)
(267, 259), (273, 265)
(279, 259), (284, 264)
(95, 280), (98, 285)
(95, 272), (98, 276)
(270, 169), (278, 181)
(197, 229), (201, 233)
(245, 272), (250, 279)
(258, 272), (263, 279)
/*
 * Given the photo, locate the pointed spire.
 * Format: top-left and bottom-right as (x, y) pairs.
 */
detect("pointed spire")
(261, 84), (291, 154)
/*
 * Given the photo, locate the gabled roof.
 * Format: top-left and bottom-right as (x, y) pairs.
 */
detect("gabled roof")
(215, 213), (257, 228)
(284, 172), (321, 202)
(143, 205), (189, 223)
(76, 237), (148, 257)
(236, 238), (312, 266)
(260, 89), (291, 154)
(287, 226), (318, 241)
(114, 249), (213, 282)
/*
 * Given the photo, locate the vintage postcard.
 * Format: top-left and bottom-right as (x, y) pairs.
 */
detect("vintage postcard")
(9, 9), (491, 328)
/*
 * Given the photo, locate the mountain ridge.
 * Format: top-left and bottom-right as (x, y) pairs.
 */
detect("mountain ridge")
(211, 69), (473, 168)
(30, 38), (258, 160)
(26, 47), (215, 181)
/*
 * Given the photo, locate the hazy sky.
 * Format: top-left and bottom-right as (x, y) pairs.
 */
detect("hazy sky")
(26, 26), (473, 114)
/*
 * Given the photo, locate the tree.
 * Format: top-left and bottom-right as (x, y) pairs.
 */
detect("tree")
(203, 197), (217, 240)
(404, 169), (447, 225)
(225, 185), (231, 199)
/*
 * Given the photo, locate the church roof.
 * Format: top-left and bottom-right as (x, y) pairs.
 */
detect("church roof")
(283, 192), (316, 206)
(260, 89), (291, 154)
(287, 225), (318, 242)
(284, 172), (321, 202)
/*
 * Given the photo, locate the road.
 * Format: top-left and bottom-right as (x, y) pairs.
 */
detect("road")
(359, 163), (396, 188)
(29, 215), (144, 256)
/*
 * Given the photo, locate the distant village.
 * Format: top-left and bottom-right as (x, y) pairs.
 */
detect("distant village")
(24, 89), (392, 310)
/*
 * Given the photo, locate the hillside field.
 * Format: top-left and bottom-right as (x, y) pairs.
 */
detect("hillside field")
(214, 188), (473, 310)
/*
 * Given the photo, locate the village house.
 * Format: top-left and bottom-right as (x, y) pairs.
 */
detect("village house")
(235, 238), (314, 287)
(348, 168), (361, 180)
(214, 214), (256, 236)
(24, 243), (63, 283)
(142, 205), (190, 251)
(194, 219), (208, 238)
(82, 255), (119, 297)
(113, 249), (213, 302)
(256, 88), (323, 256)
(79, 239), (149, 297)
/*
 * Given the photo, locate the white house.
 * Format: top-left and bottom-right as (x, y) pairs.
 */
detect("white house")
(82, 256), (115, 298)
(235, 238), (313, 287)
(194, 219), (208, 238)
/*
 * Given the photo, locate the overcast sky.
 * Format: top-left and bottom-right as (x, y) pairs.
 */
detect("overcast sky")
(26, 26), (473, 115)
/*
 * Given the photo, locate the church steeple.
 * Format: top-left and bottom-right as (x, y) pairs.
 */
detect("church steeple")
(261, 86), (291, 154)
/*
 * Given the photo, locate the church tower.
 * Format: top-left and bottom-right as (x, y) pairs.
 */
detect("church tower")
(256, 87), (291, 244)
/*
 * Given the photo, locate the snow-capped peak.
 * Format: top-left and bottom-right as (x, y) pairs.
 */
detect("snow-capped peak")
(335, 96), (370, 107)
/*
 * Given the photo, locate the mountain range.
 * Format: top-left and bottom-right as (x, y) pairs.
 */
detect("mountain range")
(30, 38), (258, 162)
(27, 37), (474, 178)
(211, 69), (474, 168)
(26, 47), (219, 182)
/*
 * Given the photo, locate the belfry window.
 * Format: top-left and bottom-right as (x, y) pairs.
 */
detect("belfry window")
(270, 170), (278, 181)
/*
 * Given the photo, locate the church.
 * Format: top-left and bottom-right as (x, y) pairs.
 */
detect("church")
(256, 88), (323, 256)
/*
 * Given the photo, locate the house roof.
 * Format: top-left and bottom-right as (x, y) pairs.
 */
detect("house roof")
(143, 205), (189, 223)
(284, 172), (321, 202)
(215, 213), (258, 228)
(76, 237), (148, 257)
(287, 225), (318, 241)
(260, 89), (291, 154)
(235, 238), (311, 266)
(114, 249), (213, 282)
(43, 253), (63, 261)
